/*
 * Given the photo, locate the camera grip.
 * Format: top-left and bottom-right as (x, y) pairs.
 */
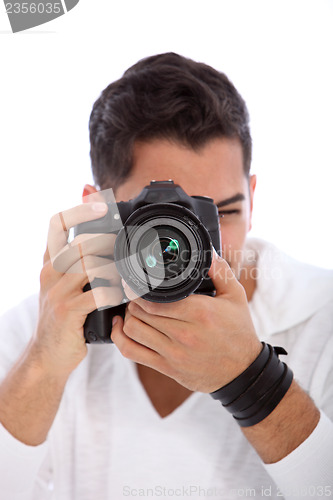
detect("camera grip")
(83, 281), (126, 343)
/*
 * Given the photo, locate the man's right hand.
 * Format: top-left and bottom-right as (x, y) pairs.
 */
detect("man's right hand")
(0, 201), (123, 446)
(32, 201), (124, 376)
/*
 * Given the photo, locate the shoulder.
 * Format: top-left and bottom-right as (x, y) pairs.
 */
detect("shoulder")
(246, 240), (333, 405)
(247, 238), (333, 336)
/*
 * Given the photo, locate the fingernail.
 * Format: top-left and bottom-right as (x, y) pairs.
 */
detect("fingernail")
(112, 317), (118, 327)
(92, 202), (107, 213)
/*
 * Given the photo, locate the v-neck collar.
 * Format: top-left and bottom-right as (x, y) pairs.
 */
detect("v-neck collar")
(117, 351), (203, 423)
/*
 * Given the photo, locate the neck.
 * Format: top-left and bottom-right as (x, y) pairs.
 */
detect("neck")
(136, 364), (192, 417)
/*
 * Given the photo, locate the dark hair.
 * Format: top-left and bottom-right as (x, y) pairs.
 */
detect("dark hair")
(89, 52), (252, 191)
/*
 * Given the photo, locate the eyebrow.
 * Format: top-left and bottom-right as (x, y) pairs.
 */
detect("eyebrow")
(215, 193), (246, 208)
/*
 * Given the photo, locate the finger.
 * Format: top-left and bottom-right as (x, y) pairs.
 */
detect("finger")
(44, 252), (116, 293)
(122, 280), (141, 301)
(208, 249), (240, 297)
(127, 301), (176, 336)
(43, 267), (91, 298)
(73, 285), (124, 313)
(67, 257), (121, 285)
(128, 301), (198, 345)
(131, 294), (198, 321)
(122, 309), (172, 354)
(47, 202), (108, 260)
(52, 233), (116, 273)
(39, 259), (72, 293)
(111, 317), (171, 374)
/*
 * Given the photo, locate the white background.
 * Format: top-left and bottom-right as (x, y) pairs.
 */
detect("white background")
(0, 0), (332, 315)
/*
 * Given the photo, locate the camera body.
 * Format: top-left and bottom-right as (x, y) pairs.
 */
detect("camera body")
(75, 180), (221, 343)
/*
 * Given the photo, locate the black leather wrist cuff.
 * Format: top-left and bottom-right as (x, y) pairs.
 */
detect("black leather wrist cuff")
(210, 342), (293, 427)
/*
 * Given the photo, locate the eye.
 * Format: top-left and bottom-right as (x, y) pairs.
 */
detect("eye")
(218, 209), (241, 218)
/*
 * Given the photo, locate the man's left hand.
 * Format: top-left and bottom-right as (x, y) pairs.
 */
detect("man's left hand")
(111, 251), (262, 393)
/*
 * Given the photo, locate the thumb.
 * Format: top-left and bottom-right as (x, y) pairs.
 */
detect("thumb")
(110, 315), (124, 342)
(208, 250), (239, 297)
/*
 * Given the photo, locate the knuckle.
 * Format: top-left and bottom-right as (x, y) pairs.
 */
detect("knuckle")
(177, 327), (199, 349)
(171, 348), (187, 367)
(193, 305), (211, 324)
(45, 285), (66, 311)
(92, 286), (121, 308)
(49, 213), (61, 231)
(123, 315), (139, 337)
(143, 301), (157, 315)
(49, 213), (57, 227)
(39, 263), (52, 286)
(72, 233), (86, 246)
(120, 341), (134, 359)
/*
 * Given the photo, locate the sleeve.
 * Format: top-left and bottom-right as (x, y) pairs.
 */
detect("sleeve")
(0, 421), (50, 500)
(263, 311), (333, 500)
(263, 411), (333, 499)
(0, 296), (54, 500)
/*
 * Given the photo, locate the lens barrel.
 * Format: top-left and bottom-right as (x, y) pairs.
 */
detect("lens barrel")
(114, 203), (212, 302)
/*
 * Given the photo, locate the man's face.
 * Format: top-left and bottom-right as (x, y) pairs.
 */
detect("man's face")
(115, 138), (256, 279)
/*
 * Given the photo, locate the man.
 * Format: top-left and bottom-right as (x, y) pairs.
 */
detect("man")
(0, 53), (332, 499)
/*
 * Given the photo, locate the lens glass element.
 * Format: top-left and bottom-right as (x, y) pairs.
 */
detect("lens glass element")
(138, 226), (191, 279)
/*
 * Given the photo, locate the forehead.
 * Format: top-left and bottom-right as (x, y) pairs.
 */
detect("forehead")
(115, 137), (247, 202)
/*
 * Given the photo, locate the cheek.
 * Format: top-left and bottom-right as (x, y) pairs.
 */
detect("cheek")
(219, 219), (250, 274)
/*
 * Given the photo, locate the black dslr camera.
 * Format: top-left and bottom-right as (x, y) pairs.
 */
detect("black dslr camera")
(75, 180), (221, 343)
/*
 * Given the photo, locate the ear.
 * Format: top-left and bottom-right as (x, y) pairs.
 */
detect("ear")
(82, 184), (98, 202)
(248, 174), (257, 232)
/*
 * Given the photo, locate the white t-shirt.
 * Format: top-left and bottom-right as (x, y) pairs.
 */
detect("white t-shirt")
(0, 238), (332, 500)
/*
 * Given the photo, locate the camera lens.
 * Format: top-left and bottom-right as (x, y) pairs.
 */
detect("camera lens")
(137, 226), (191, 279)
(114, 203), (212, 302)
